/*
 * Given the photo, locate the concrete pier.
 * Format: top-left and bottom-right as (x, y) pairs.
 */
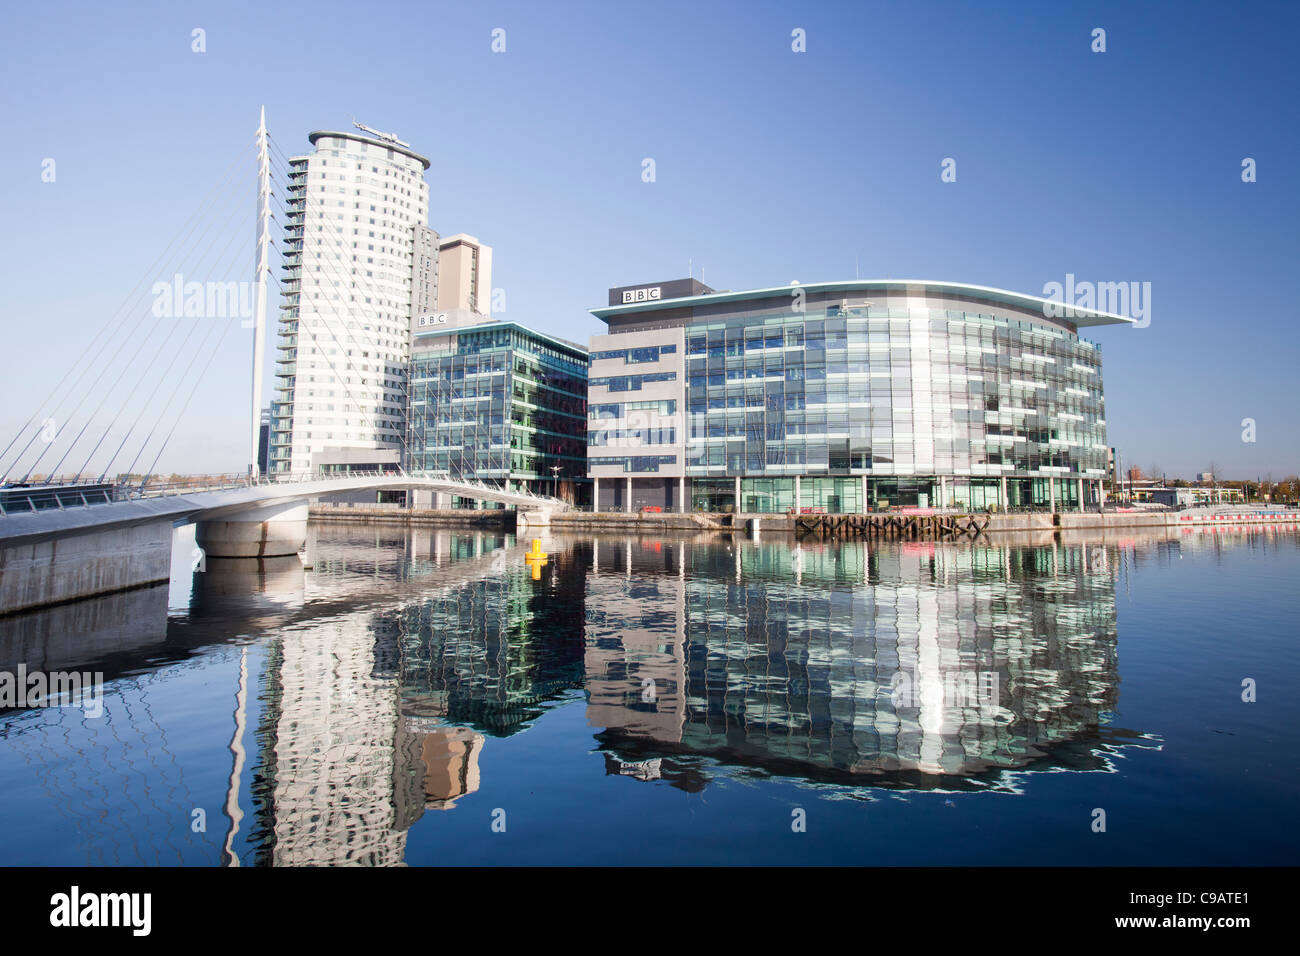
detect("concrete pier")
(517, 510), (552, 532)
(196, 502), (308, 558)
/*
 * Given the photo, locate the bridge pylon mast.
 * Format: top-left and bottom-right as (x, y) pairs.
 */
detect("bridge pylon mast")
(250, 106), (272, 480)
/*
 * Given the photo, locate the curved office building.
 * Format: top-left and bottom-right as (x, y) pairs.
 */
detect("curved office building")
(587, 278), (1131, 513)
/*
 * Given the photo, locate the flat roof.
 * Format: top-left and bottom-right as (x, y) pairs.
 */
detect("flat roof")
(412, 320), (588, 357)
(590, 279), (1136, 328)
(308, 129), (431, 170)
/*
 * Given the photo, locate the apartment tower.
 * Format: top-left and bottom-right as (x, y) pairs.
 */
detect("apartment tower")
(269, 124), (434, 474)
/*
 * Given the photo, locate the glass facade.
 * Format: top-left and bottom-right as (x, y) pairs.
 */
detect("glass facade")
(589, 281), (1120, 514)
(679, 301), (1106, 511)
(409, 324), (588, 498)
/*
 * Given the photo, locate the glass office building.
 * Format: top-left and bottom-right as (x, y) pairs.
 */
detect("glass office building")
(409, 319), (589, 505)
(588, 279), (1130, 513)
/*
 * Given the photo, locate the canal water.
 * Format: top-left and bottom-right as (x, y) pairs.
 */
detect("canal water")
(1, 523), (1296, 866)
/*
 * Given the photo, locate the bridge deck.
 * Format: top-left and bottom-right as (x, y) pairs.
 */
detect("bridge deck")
(0, 475), (567, 547)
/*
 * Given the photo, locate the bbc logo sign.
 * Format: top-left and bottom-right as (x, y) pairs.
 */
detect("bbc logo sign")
(621, 287), (662, 304)
(417, 313), (448, 327)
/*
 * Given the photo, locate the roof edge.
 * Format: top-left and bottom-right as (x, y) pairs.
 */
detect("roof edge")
(589, 279), (1136, 328)
(412, 319), (589, 357)
(308, 129), (431, 170)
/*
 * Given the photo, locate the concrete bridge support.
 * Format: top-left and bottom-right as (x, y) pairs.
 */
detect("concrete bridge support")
(196, 502), (308, 558)
(518, 509), (551, 531)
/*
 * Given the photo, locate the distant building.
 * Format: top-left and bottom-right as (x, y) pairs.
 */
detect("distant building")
(1147, 487), (1194, 507)
(408, 311), (588, 505)
(435, 234), (492, 316)
(1196, 471), (1215, 483)
(1128, 480), (1242, 506)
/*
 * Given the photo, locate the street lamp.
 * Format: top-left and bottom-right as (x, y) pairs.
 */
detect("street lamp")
(550, 465), (561, 500)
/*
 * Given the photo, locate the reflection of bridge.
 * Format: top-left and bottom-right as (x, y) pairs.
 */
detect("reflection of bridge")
(0, 471), (567, 614)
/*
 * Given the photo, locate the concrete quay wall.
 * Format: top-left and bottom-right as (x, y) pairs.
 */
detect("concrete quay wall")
(309, 507), (1300, 538)
(0, 520), (172, 616)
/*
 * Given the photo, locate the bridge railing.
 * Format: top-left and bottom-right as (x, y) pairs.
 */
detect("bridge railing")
(2, 468), (572, 516)
(0, 474), (253, 515)
(135, 473), (252, 497)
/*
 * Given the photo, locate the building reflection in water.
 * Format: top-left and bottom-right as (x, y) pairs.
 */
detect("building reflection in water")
(585, 536), (1131, 791)
(21, 521), (1287, 865)
(382, 539), (589, 737)
(248, 527), (527, 865)
(250, 531), (1138, 863)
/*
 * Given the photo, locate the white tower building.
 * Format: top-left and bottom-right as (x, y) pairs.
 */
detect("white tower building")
(270, 125), (434, 474)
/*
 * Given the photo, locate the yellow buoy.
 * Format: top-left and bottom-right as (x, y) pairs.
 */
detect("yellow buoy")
(524, 537), (549, 579)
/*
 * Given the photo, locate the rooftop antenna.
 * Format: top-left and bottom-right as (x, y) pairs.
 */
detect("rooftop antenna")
(351, 117), (411, 148)
(688, 257), (693, 279)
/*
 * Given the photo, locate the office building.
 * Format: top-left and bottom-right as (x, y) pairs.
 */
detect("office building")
(269, 124), (433, 474)
(587, 279), (1130, 512)
(408, 311), (589, 504)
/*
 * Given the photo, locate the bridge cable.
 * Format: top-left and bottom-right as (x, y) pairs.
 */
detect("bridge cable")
(22, 151), (254, 483)
(119, 306), (232, 487)
(41, 181), (254, 485)
(136, 290), (244, 491)
(0, 150), (247, 483)
(94, 202), (258, 483)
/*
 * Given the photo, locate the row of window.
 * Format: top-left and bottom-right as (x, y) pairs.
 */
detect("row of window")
(589, 455), (678, 473)
(589, 399), (677, 419)
(589, 372), (677, 392)
(588, 427), (677, 447)
(589, 344), (677, 364)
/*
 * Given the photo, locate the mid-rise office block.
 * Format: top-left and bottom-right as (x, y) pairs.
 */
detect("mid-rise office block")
(409, 312), (588, 505)
(587, 279), (1129, 513)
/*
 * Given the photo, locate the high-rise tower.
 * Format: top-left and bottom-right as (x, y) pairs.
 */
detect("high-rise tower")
(269, 124), (434, 474)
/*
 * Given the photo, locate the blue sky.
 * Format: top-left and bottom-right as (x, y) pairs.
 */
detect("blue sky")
(1, 0), (1297, 478)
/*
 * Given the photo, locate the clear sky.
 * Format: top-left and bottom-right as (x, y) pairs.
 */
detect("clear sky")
(1, 0), (1297, 479)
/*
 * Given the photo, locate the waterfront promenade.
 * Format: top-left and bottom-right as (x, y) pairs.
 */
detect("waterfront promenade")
(310, 501), (1299, 537)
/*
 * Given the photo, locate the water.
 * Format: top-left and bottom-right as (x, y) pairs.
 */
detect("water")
(1, 522), (1297, 866)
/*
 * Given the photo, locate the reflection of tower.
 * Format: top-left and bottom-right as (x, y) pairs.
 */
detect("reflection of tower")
(254, 616), (408, 866)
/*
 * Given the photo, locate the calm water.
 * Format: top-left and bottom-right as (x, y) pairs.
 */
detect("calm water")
(1, 522), (1297, 866)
